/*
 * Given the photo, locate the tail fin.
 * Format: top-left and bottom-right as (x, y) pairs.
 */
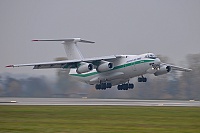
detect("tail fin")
(32, 38), (95, 60)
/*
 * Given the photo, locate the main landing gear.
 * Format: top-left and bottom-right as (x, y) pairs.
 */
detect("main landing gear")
(95, 83), (112, 90)
(117, 83), (134, 90)
(95, 82), (134, 90)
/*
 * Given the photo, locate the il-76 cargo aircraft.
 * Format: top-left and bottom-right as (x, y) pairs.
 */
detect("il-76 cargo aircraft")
(6, 38), (192, 90)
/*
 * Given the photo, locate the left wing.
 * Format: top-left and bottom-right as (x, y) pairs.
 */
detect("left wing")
(6, 55), (121, 69)
(162, 63), (192, 72)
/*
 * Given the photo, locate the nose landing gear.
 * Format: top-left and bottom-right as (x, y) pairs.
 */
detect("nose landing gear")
(138, 76), (147, 82)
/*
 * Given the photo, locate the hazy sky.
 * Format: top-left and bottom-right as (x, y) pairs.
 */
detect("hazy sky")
(0, 0), (200, 76)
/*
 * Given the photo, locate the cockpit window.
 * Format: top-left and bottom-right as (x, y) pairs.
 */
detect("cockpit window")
(145, 54), (157, 59)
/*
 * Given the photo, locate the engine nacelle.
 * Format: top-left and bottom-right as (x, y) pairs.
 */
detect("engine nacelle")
(154, 65), (171, 76)
(96, 61), (114, 72)
(76, 62), (94, 74)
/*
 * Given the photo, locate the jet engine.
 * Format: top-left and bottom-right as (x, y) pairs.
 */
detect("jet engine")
(76, 62), (94, 74)
(96, 61), (114, 72)
(154, 65), (171, 76)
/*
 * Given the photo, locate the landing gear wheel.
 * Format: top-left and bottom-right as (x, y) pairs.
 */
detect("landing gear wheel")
(106, 83), (112, 88)
(117, 85), (122, 90)
(128, 83), (134, 89)
(101, 83), (107, 90)
(138, 77), (142, 82)
(122, 84), (128, 90)
(138, 77), (147, 82)
(143, 77), (147, 82)
(95, 84), (101, 90)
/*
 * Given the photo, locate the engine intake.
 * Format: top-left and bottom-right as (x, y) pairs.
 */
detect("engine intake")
(154, 65), (171, 76)
(76, 62), (94, 74)
(96, 61), (114, 72)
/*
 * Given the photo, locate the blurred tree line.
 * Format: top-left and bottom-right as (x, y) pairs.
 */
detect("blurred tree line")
(0, 76), (51, 97)
(0, 54), (199, 100)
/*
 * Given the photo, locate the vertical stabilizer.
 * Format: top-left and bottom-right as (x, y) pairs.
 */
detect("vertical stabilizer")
(62, 39), (83, 60)
(32, 38), (95, 60)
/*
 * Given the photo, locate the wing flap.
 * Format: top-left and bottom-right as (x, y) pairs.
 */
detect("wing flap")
(33, 64), (66, 69)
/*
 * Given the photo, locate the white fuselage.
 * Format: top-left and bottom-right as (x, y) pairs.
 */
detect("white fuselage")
(69, 53), (161, 86)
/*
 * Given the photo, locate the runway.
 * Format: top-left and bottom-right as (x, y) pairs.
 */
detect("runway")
(0, 98), (200, 106)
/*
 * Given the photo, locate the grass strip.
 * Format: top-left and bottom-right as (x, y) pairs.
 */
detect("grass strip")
(0, 106), (199, 133)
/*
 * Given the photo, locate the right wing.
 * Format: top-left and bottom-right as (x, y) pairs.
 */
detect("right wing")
(6, 55), (122, 69)
(162, 63), (192, 72)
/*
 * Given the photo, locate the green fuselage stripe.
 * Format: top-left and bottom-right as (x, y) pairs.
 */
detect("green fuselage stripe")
(69, 59), (154, 77)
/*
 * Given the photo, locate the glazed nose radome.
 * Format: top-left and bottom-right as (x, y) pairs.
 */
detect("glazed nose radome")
(154, 58), (161, 65)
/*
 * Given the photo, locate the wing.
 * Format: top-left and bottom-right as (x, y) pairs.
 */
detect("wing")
(6, 55), (121, 69)
(162, 63), (192, 72)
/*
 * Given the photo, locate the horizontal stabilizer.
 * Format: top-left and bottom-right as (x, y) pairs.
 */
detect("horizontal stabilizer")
(32, 38), (95, 43)
(6, 65), (14, 68)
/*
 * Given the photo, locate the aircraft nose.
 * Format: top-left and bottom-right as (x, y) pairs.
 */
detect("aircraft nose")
(154, 58), (161, 64)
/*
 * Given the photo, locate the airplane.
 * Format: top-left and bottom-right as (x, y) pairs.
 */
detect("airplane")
(6, 38), (192, 90)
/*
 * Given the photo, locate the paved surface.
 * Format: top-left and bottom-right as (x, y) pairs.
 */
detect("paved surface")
(0, 98), (200, 106)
